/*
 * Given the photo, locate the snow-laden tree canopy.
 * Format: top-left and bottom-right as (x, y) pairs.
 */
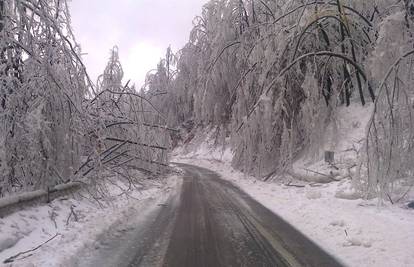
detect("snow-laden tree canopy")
(145, 0), (414, 200)
(0, 0), (171, 197)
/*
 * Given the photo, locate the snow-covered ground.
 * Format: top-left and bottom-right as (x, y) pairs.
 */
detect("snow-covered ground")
(173, 103), (414, 267)
(0, 176), (178, 266)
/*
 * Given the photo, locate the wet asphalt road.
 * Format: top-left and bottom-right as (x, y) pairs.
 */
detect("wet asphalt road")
(78, 163), (343, 267)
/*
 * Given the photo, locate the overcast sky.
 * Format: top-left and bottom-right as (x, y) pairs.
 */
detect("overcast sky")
(69, 0), (206, 88)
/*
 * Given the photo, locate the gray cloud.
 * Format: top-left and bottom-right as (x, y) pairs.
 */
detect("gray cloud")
(69, 0), (206, 87)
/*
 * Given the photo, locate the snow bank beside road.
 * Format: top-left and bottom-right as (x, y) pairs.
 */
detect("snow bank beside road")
(0, 176), (177, 266)
(176, 157), (414, 267)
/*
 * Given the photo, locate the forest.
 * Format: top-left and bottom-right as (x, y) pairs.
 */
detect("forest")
(1, 0), (414, 203)
(145, 0), (414, 202)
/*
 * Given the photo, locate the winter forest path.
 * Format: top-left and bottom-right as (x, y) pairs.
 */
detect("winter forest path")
(77, 163), (343, 267)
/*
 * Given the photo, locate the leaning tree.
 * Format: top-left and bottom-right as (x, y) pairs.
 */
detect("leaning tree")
(0, 0), (89, 196)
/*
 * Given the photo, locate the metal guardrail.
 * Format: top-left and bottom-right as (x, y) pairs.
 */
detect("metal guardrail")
(0, 183), (82, 218)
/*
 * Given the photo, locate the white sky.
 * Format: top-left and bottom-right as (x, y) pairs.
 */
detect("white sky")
(69, 0), (206, 88)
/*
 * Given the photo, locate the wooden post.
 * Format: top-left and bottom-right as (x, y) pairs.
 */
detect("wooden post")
(325, 151), (335, 164)
(0, 1), (4, 33)
(47, 186), (51, 203)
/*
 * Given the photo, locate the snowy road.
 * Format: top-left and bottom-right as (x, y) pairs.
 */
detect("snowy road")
(77, 163), (343, 267)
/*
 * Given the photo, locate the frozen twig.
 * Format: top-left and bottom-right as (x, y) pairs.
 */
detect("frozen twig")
(3, 233), (61, 263)
(66, 205), (78, 226)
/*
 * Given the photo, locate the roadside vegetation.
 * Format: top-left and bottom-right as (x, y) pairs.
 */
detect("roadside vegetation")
(145, 0), (414, 203)
(0, 0), (171, 199)
(1, 0), (413, 204)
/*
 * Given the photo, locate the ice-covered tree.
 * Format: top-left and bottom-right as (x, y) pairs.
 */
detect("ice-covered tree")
(363, 5), (414, 201)
(0, 1), (172, 198)
(82, 46), (171, 187)
(0, 0), (88, 196)
(145, 0), (414, 202)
